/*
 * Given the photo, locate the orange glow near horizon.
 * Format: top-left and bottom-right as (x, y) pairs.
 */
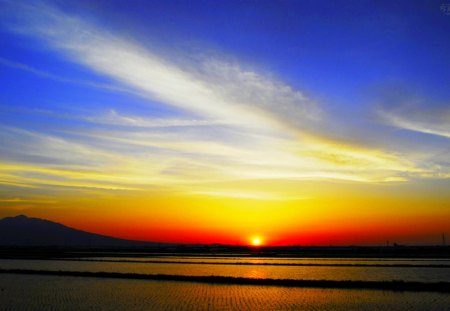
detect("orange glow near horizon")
(0, 0), (449, 251)
(2, 190), (449, 246)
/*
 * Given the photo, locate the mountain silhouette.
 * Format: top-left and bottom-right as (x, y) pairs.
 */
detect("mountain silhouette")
(0, 215), (157, 247)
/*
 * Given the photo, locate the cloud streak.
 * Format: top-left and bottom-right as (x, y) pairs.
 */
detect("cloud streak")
(3, 1), (319, 129)
(0, 56), (136, 95)
(0, 0), (447, 202)
(379, 107), (450, 139)
(84, 109), (229, 129)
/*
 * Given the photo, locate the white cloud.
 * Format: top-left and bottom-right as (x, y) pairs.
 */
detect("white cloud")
(379, 107), (450, 139)
(0, 56), (135, 95)
(4, 1), (320, 132)
(1, 0), (446, 199)
(84, 109), (229, 128)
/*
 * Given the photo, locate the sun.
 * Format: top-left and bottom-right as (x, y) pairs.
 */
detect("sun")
(250, 236), (263, 247)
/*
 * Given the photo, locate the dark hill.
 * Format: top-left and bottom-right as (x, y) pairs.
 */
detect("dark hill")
(0, 215), (156, 247)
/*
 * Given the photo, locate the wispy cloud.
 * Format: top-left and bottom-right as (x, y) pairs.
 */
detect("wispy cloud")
(379, 106), (450, 139)
(2, 1), (318, 130)
(0, 0), (446, 203)
(84, 109), (229, 128)
(0, 198), (58, 204)
(191, 191), (309, 201)
(0, 56), (136, 95)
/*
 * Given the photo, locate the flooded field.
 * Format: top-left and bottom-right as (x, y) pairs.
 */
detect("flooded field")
(1, 255), (449, 310)
(0, 257), (448, 282)
(0, 273), (449, 311)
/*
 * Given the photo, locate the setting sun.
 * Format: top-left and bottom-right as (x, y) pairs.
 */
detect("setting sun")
(0, 1), (449, 310)
(251, 237), (263, 247)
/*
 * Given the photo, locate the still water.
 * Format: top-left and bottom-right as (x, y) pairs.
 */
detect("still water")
(1, 256), (449, 310)
(0, 273), (449, 311)
(0, 257), (449, 282)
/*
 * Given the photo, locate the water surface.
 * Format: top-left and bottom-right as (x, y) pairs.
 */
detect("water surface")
(1, 274), (448, 311)
(1, 257), (448, 282)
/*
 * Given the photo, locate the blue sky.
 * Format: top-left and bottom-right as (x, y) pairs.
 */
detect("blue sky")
(0, 0), (449, 209)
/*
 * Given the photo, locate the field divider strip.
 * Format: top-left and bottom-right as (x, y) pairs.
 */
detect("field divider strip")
(0, 268), (449, 293)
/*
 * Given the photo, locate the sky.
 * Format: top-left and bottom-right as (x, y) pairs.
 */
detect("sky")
(0, 0), (449, 246)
